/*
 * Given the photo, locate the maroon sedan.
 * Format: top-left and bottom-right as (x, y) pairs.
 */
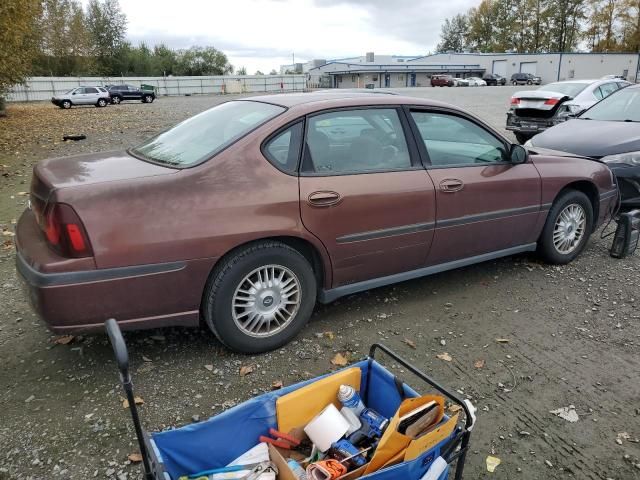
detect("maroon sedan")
(15, 92), (618, 353)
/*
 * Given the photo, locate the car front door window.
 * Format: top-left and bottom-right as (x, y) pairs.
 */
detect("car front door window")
(303, 109), (411, 174)
(410, 111), (507, 167)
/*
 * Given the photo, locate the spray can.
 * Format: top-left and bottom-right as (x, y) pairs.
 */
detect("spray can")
(287, 459), (308, 480)
(338, 385), (365, 416)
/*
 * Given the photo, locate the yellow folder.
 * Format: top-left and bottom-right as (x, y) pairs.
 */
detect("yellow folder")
(276, 367), (362, 434)
(363, 395), (446, 475)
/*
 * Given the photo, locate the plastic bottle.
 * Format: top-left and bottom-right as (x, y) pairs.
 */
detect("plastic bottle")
(287, 459), (308, 480)
(338, 384), (365, 416)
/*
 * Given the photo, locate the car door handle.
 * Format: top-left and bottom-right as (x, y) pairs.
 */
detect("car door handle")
(308, 191), (341, 207)
(439, 179), (464, 192)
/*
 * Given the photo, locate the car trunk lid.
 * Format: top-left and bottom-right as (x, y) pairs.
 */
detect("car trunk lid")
(31, 150), (176, 224)
(511, 90), (570, 118)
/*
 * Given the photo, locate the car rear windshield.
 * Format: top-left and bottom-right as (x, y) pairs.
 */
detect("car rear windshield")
(581, 87), (640, 122)
(538, 82), (587, 97)
(130, 100), (285, 167)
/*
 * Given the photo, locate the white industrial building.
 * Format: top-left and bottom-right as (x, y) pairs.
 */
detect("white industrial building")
(302, 52), (640, 88)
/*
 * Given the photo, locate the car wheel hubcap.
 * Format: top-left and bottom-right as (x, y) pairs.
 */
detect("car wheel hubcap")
(553, 204), (586, 254)
(232, 265), (301, 337)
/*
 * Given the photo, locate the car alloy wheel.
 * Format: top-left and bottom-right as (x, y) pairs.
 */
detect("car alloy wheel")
(112, 96), (121, 104)
(62, 100), (71, 109)
(98, 99), (107, 107)
(231, 264), (301, 337)
(552, 204), (586, 254)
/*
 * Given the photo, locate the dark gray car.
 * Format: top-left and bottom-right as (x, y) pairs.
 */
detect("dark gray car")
(527, 84), (640, 208)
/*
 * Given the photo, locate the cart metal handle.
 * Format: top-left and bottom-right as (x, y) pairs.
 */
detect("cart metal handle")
(368, 343), (476, 431)
(105, 319), (153, 479)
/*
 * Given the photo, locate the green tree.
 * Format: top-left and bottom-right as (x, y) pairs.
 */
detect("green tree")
(0, 0), (41, 114)
(269, 69), (278, 75)
(174, 46), (232, 76)
(237, 66), (247, 75)
(254, 70), (264, 75)
(437, 14), (469, 52)
(86, 0), (127, 74)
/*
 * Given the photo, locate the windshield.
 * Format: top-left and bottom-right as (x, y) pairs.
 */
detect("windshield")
(131, 101), (285, 167)
(581, 87), (640, 122)
(538, 82), (587, 97)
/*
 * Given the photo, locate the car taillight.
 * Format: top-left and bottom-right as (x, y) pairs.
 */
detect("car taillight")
(42, 203), (93, 258)
(544, 98), (560, 105)
(510, 97), (520, 105)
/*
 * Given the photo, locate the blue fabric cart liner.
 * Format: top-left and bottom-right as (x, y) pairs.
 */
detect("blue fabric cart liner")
(151, 359), (454, 480)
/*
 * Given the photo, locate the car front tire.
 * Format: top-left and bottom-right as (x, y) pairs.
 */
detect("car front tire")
(202, 241), (317, 353)
(514, 132), (532, 145)
(538, 190), (593, 264)
(62, 100), (72, 109)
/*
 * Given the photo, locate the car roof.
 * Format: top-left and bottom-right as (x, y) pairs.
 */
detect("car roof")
(244, 91), (453, 110)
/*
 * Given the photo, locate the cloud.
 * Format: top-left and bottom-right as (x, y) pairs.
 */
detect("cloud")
(118, 0), (477, 71)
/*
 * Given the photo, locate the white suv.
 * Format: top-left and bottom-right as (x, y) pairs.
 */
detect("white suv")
(51, 86), (110, 109)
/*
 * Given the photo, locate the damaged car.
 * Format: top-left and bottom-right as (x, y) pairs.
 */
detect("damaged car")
(506, 78), (629, 144)
(526, 84), (640, 208)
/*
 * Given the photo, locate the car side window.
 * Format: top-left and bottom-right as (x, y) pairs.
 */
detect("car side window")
(599, 82), (619, 99)
(303, 108), (411, 174)
(263, 122), (303, 174)
(85, 87), (98, 94)
(75, 88), (84, 94)
(411, 111), (507, 167)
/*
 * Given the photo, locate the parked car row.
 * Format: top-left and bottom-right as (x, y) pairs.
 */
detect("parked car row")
(18, 91), (618, 353)
(431, 75), (491, 87)
(51, 84), (156, 109)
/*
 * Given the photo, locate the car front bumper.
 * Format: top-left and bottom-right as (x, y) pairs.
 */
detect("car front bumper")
(608, 164), (640, 208)
(15, 209), (214, 333)
(51, 98), (65, 106)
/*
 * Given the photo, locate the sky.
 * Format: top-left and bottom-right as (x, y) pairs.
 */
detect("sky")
(120, 0), (477, 73)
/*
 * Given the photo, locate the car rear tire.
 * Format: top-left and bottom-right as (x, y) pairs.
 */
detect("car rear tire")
(96, 98), (107, 107)
(143, 95), (154, 103)
(527, 80), (532, 85)
(538, 190), (593, 264)
(512, 81), (517, 86)
(111, 96), (121, 104)
(62, 100), (72, 109)
(202, 241), (317, 353)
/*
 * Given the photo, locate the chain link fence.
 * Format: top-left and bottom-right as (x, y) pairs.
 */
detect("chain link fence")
(6, 75), (308, 102)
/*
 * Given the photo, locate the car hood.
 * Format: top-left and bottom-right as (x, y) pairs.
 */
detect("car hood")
(530, 119), (640, 158)
(33, 150), (176, 199)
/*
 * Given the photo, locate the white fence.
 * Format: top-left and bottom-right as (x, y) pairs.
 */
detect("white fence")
(6, 75), (307, 102)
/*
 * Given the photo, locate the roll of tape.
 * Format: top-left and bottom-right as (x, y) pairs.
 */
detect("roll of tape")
(304, 404), (350, 452)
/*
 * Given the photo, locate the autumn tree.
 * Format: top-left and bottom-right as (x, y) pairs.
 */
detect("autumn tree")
(0, 0), (41, 115)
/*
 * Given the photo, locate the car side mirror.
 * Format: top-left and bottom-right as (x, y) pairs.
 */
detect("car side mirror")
(510, 144), (528, 164)
(72, 92), (77, 95)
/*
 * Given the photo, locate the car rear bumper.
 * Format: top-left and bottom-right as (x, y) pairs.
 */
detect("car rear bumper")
(15, 210), (215, 333)
(506, 112), (561, 134)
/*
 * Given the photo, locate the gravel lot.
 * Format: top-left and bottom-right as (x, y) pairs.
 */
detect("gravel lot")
(1, 87), (639, 480)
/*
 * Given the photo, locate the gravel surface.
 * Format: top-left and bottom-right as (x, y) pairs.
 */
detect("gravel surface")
(1, 87), (639, 480)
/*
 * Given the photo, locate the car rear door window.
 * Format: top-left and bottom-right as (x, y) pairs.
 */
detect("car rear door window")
(85, 87), (98, 94)
(596, 82), (619, 100)
(410, 111), (507, 167)
(263, 122), (303, 174)
(303, 108), (411, 174)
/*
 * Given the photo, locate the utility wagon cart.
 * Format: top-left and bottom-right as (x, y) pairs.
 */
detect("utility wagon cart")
(106, 319), (476, 480)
